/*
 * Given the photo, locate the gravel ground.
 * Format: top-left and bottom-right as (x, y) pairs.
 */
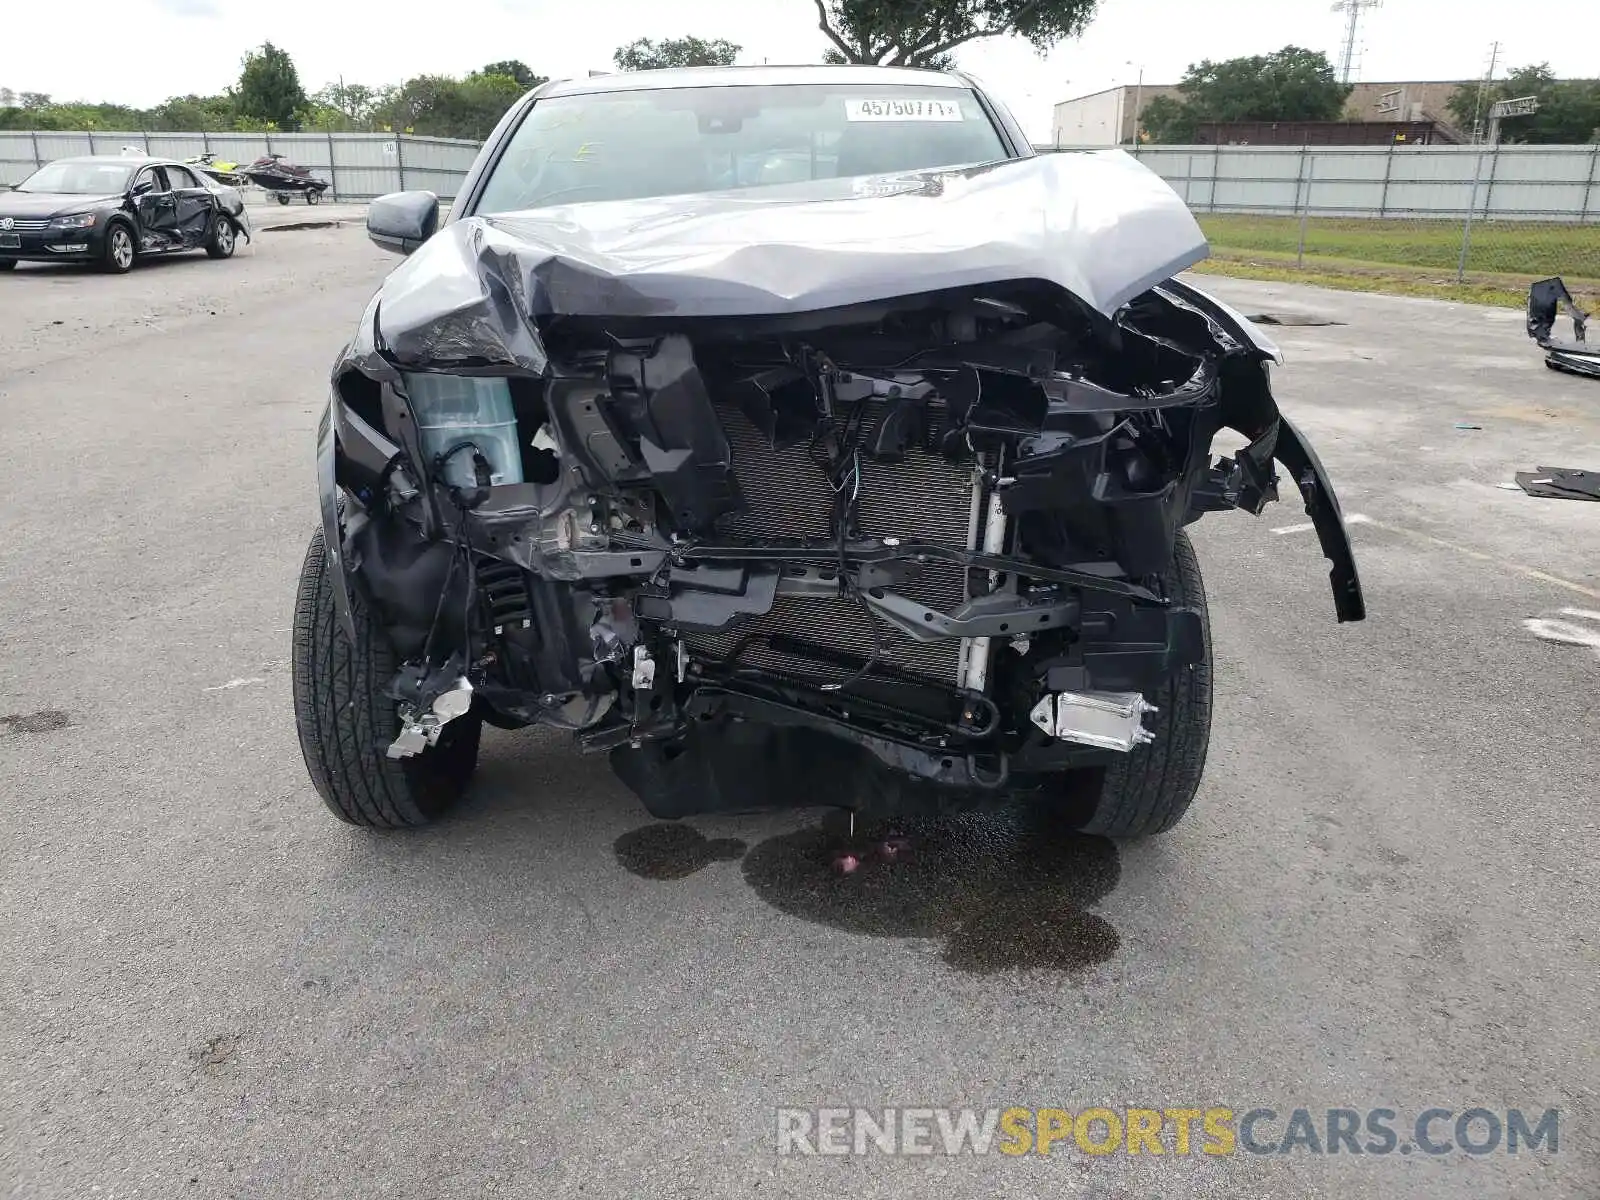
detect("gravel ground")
(1, 229), (1596, 1199)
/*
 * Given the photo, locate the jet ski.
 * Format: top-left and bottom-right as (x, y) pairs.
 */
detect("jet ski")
(240, 153), (331, 205)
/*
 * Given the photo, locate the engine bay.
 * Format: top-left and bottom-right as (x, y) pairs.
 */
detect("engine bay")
(320, 276), (1363, 816)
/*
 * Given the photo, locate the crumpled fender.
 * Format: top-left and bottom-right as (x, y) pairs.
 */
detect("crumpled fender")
(1163, 279), (1365, 623)
(1274, 412), (1366, 622)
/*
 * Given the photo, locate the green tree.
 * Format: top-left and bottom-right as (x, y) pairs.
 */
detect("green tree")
(1138, 95), (1195, 144)
(148, 93), (237, 131)
(481, 60), (543, 89)
(0, 99), (144, 131)
(821, 45), (954, 69)
(235, 42), (307, 130)
(812, 0), (1095, 67)
(1446, 65), (1600, 144)
(613, 36), (740, 70)
(372, 71), (528, 139)
(308, 81), (382, 128)
(457, 71), (528, 136)
(1142, 46), (1351, 143)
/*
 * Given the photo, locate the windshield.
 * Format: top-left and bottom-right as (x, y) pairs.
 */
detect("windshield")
(16, 161), (134, 195)
(475, 83), (1008, 215)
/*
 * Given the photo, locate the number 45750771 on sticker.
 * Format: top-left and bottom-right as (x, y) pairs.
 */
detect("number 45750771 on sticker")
(844, 98), (964, 122)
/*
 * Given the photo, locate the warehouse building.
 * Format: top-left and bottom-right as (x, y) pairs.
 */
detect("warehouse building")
(1050, 79), (1473, 146)
(1049, 84), (1181, 146)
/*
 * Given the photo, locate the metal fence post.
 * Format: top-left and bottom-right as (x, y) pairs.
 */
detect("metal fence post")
(142, 130), (150, 154)
(202, 129), (210, 155)
(1480, 143), (1501, 223)
(1583, 143), (1600, 222)
(395, 134), (407, 193)
(1457, 146), (1489, 282)
(1379, 141), (1395, 218)
(1296, 153), (1315, 268)
(327, 130), (337, 200)
(29, 130), (41, 172)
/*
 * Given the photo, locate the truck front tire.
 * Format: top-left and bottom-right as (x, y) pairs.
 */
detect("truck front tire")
(1062, 529), (1213, 838)
(291, 526), (481, 828)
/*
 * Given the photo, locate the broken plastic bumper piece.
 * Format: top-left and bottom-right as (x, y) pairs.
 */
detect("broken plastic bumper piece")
(1029, 690), (1159, 753)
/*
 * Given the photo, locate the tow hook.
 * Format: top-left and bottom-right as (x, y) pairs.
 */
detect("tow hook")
(388, 676), (474, 759)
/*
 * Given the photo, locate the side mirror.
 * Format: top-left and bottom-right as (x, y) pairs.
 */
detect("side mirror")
(131, 180), (155, 197)
(367, 190), (440, 256)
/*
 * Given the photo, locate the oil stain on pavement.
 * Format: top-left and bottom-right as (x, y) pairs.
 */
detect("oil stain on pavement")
(613, 823), (747, 880)
(614, 804), (1120, 974)
(0, 710), (73, 736)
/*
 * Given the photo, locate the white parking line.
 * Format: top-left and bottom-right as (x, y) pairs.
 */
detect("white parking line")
(1271, 513), (1371, 535)
(1270, 512), (1600, 600)
(1524, 609), (1600, 657)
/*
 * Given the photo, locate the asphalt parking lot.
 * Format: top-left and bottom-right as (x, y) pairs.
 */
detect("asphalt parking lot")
(2, 224), (1597, 1199)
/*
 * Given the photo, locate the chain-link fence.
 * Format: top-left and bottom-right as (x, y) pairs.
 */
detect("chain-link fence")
(1043, 143), (1600, 307)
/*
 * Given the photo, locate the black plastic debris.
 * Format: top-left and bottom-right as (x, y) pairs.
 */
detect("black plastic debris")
(1527, 278), (1600, 379)
(1514, 467), (1600, 502)
(1244, 311), (1344, 327)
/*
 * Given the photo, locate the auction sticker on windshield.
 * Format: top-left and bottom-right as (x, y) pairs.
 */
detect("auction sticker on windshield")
(845, 98), (964, 121)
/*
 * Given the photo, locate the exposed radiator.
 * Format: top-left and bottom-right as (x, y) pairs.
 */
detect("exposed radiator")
(685, 396), (981, 684)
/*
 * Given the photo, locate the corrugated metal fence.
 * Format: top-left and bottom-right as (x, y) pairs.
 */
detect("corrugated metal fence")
(1038, 142), (1600, 289)
(10, 131), (1596, 291)
(1099, 143), (1600, 222)
(12, 133), (1597, 219)
(0, 130), (482, 200)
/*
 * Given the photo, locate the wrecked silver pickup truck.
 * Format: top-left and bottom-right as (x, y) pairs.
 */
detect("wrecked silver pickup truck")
(291, 66), (1365, 835)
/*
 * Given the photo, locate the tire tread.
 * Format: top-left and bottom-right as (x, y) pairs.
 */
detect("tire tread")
(290, 526), (478, 828)
(1077, 530), (1213, 838)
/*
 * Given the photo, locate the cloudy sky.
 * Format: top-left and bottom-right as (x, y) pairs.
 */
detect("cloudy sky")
(5, 0), (1598, 139)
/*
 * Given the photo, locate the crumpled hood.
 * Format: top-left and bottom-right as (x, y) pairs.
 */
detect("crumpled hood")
(369, 151), (1210, 372)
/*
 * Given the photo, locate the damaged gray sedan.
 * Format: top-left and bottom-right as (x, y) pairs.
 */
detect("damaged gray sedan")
(292, 66), (1366, 835)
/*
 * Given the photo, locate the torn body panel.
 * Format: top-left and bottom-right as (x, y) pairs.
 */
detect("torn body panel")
(316, 159), (1363, 819)
(1528, 277), (1600, 379)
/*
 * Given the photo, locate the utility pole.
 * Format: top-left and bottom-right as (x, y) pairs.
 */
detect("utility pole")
(1123, 60), (1145, 146)
(1133, 65), (1144, 145)
(1331, 0), (1382, 83)
(1470, 42), (1500, 143)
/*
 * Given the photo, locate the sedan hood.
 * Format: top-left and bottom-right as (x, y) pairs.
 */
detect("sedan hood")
(0, 192), (119, 218)
(371, 151), (1210, 371)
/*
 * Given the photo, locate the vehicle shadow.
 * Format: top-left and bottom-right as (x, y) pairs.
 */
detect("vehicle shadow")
(4, 252), (229, 279)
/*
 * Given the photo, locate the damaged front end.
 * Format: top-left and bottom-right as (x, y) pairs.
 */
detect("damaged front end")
(316, 161), (1364, 820)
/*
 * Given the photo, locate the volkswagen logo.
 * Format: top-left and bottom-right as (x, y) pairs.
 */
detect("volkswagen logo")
(0, 218), (12, 231)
